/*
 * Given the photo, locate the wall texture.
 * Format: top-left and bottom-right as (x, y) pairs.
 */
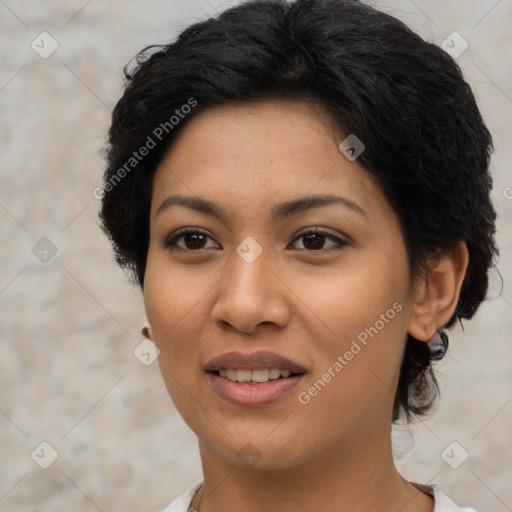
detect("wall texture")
(1, 1), (511, 511)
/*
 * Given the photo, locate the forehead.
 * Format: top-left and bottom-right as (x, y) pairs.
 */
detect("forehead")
(150, 99), (388, 223)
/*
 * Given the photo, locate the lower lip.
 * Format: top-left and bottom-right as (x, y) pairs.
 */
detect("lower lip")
(207, 373), (304, 407)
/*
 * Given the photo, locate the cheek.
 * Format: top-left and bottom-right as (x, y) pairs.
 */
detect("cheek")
(142, 251), (232, 410)
(143, 255), (204, 365)
(294, 253), (410, 413)
(143, 267), (212, 428)
(143, 247), (214, 332)
(294, 250), (409, 349)
(293, 306), (408, 449)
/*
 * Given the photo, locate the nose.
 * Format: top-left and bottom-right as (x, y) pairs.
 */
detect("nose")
(211, 245), (291, 334)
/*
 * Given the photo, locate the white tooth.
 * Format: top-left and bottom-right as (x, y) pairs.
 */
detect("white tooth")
(224, 368), (292, 382)
(251, 369), (270, 382)
(236, 369), (251, 382)
(269, 368), (281, 380)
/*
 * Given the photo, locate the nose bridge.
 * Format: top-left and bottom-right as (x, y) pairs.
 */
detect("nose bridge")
(212, 236), (289, 331)
(226, 235), (271, 305)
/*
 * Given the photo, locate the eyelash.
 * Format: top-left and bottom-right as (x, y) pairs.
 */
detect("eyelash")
(163, 227), (348, 254)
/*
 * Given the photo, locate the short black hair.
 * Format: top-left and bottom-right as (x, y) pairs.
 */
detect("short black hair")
(99, 0), (498, 422)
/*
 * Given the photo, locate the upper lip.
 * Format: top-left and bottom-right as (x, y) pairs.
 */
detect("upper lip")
(204, 351), (306, 373)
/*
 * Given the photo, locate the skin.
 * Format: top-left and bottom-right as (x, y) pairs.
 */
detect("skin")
(143, 99), (469, 512)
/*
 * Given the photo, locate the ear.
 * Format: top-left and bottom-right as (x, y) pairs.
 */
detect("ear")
(408, 241), (469, 342)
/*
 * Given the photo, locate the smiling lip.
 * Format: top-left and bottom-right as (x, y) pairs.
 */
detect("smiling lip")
(204, 351), (306, 373)
(204, 351), (306, 407)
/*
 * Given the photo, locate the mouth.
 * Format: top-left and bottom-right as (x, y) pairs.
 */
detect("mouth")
(204, 351), (306, 407)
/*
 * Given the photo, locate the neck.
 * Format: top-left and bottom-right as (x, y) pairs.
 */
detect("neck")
(191, 424), (433, 512)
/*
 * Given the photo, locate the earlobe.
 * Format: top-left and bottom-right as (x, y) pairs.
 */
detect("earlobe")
(407, 241), (469, 342)
(141, 323), (154, 340)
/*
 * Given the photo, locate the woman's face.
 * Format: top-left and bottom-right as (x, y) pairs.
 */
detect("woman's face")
(144, 99), (415, 469)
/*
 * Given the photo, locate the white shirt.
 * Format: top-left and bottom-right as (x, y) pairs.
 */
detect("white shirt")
(158, 481), (478, 511)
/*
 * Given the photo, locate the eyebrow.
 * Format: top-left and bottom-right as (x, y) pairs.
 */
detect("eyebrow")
(156, 193), (367, 222)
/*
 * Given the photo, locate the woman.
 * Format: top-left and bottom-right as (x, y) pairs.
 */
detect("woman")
(99, 1), (498, 510)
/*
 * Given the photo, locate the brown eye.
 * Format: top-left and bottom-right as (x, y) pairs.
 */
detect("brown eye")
(302, 232), (326, 250)
(291, 228), (348, 252)
(165, 229), (219, 251)
(164, 227), (347, 253)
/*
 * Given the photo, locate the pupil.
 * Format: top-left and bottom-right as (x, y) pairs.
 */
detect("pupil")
(186, 233), (206, 249)
(304, 233), (324, 250)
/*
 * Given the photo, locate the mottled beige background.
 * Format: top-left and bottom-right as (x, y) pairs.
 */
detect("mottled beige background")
(0, 0), (511, 511)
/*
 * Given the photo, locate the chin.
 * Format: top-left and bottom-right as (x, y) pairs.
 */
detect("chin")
(203, 432), (316, 471)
